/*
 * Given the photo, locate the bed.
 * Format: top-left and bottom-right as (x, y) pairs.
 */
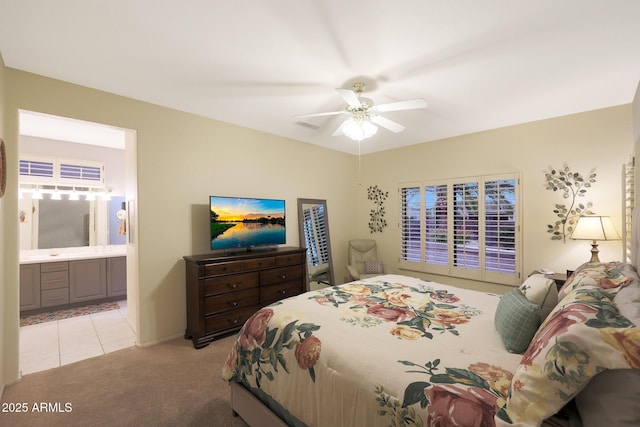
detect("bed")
(222, 265), (640, 426)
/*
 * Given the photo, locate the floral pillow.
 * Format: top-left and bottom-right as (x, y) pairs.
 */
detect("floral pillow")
(495, 280), (640, 426)
(519, 274), (557, 319)
(558, 262), (632, 300)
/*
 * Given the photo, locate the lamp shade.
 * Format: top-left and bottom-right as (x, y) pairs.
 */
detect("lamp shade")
(571, 216), (620, 241)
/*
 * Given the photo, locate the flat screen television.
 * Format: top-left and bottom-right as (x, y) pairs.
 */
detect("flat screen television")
(210, 196), (286, 251)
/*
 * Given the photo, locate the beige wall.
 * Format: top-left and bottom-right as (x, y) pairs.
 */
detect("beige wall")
(1, 69), (358, 384)
(1, 63), (637, 388)
(357, 105), (633, 293)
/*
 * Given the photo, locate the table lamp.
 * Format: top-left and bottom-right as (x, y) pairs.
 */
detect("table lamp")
(570, 215), (620, 263)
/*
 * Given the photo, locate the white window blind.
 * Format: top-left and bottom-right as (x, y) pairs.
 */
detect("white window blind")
(303, 204), (329, 266)
(60, 163), (102, 182)
(400, 186), (421, 264)
(399, 173), (520, 285)
(19, 154), (104, 187)
(19, 158), (54, 180)
(425, 184), (448, 267)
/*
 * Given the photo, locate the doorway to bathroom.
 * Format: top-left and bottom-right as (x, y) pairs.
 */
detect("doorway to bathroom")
(17, 110), (138, 375)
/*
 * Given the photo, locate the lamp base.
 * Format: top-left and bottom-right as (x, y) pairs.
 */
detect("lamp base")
(588, 240), (600, 263)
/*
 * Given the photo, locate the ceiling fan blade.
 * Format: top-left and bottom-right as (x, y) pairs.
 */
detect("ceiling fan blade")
(370, 115), (405, 133)
(374, 98), (427, 112)
(295, 110), (344, 119)
(336, 88), (362, 108)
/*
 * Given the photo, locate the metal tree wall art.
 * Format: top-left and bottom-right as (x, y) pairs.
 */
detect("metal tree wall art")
(367, 185), (389, 233)
(545, 164), (597, 242)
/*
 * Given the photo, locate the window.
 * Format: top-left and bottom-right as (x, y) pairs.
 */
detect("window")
(400, 173), (519, 285)
(19, 158), (54, 179)
(20, 154), (104, 187)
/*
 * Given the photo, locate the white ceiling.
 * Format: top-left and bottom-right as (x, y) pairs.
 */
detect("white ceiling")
(19, 110), (126, 149)
(1, 1), (640, 155)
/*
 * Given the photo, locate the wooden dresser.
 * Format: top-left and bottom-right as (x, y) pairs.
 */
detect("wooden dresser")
(183, 247), (307, 349)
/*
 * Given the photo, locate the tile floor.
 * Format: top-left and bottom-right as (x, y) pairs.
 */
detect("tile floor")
(19, 300), (135, 376)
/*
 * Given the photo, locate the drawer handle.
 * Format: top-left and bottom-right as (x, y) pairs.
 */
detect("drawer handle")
(280, 290), (287, 295)
(229, 301), (238, 307)
(227, 283), (239, 289)
(280, 274), (287, 280)
(229, 319), (240, 325)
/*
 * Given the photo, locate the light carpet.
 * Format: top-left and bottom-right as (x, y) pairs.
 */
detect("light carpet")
(1, 335), (248, 427)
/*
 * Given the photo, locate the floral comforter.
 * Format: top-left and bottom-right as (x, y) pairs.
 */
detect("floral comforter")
(222, 274), (523, 426)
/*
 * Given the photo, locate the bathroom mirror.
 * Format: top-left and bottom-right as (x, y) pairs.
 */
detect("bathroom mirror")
(19, 195), (127, 250)
(297, 198), (335, 289)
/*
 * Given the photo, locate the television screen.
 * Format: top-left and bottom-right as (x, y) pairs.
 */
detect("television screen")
(210, 196), (286, 251)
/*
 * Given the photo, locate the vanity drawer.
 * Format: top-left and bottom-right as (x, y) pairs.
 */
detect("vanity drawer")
(41, 288), (70, 308)
(41, 261), (68, 273)
(260, 266), (303, 286)
(41, 270), (69, 290)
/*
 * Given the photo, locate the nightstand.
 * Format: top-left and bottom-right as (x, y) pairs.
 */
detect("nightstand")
(545, 273), (568, 290)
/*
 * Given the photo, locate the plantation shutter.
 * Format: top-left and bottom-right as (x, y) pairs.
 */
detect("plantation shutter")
(452, 181), (480, 272)
(484, 178), (517, 275)
(425, 184), (448, 266)
(302, 204), (329, 266)
(400, 173), (519, 286)
(400, 185), (421, 263)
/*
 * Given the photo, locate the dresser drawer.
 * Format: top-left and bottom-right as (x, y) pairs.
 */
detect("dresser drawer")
(202, 260), (245, 277)
(41, 288), (70, 308)
(41, 261), (68, 273)
(204, 288), (260, 315)
(261, 266), (303, 286)
(205, 305), (260, 334)
(262, 281), (302, 306)
(243, 257), (275, 270)
(203, 272), (259, 296)
(276, 253), (304, 267)
(41, 270), (69, 290)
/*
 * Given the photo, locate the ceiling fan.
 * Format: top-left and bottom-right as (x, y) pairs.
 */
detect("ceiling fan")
(296, 82), (427, 141)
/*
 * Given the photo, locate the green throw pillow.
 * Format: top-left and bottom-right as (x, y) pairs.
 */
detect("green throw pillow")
(494, 288), (542, 354)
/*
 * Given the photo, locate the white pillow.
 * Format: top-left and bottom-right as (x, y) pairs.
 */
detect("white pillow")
(519, 274), (557, 319)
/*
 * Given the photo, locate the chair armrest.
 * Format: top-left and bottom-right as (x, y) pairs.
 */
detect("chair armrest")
(346, 265), (360, 281)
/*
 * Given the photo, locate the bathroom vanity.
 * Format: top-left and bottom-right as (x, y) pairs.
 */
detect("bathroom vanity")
(20, 246), (127, 314)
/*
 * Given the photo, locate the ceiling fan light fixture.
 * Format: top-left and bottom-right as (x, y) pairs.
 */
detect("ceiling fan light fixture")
(343, 117), (378, 142)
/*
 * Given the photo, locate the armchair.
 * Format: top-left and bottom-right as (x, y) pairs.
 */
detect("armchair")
(346, 239), (384, 281)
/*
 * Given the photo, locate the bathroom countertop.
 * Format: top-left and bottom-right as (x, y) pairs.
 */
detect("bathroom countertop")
(20, 246), (127, 264)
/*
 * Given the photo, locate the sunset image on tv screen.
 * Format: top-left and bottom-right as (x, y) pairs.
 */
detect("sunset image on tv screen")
(210, 197), (285, 250)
